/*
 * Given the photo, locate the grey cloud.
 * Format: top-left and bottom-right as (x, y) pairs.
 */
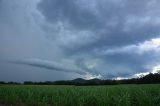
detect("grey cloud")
(75, 58), (100, 75)
(9, 59), (87, 75)
(38, 0), (160, 49)
(37, 0), (101, 30)
(1, 0), (160, 81)
(95, 50), (159, 77)
(96, 38), (160, 55)
(36, 0), (160, 74)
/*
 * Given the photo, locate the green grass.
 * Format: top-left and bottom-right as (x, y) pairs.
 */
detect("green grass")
(0, 84), (160, 106)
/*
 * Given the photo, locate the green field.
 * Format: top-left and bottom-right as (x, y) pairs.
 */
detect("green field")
(0, 84), (160, 106)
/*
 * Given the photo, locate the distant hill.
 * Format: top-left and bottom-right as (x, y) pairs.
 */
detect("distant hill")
(71, 78), (102, 84)
(72, 78), (88, 83)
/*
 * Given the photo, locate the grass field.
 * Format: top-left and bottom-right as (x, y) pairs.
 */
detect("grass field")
(0, 84), (160, 106)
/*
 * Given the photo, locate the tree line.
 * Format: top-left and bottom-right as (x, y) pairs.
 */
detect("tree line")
(0, 72), (160, 85)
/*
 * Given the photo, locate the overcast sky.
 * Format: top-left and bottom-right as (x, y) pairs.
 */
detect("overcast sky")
(1, 0), (160, 82)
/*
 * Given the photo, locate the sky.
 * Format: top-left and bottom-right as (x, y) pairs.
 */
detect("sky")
(1, 0), (160, 82)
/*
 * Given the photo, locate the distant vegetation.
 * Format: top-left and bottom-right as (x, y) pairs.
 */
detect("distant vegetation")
(1, 72), (160, 85)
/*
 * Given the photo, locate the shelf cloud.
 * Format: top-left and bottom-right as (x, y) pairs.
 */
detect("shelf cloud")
(9, 59), (86, 75)
(9, 58), (102, 79)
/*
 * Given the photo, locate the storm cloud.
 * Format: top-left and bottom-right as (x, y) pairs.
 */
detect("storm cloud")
(1, 0), (160, 81)
(9, 59), (86, 75)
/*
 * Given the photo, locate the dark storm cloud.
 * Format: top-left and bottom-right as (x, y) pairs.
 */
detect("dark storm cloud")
(37, 0), (160, 78)
(101, 54), (152, 73)
(9, 59), (87, 75)
(38, 0), (160, 48)
(75, 58), (100, 75)
(37, 0), (101, 30)
(1, 0), (160, 81)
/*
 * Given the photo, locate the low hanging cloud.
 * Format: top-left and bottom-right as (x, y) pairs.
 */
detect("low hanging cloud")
(75, 58), (100, 75)
(9, 58), (86, 75)
(8, 58), (102, 79)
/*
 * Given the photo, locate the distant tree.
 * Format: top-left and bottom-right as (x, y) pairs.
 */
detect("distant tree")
(7, 81), (20, 84)
(24, 81), (34, 85)
(0, 81), (6, 84)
